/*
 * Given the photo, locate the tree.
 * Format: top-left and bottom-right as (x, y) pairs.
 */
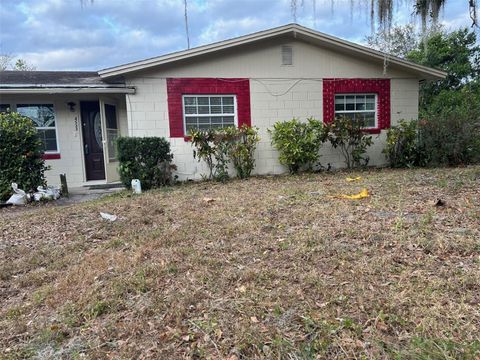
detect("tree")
(292, 1), (478, 31)
(13, 59), (36, 71)
(0, 54), (13, 71)
(406, 28), (480, 108)
(0, 55), (36, 71)
(365, 24), (420, 58)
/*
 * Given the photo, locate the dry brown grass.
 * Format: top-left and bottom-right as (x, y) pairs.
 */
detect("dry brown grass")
(1, 167), (480, 359)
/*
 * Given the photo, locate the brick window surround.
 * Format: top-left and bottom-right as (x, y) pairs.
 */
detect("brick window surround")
(167, 78), (251, 138)
(323, 78), (390, 134)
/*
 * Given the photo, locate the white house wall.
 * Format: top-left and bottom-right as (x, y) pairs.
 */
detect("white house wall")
(124, 38), (420, 179)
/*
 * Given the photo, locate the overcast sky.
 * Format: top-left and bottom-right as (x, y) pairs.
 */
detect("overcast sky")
(0, 0), (475, 71)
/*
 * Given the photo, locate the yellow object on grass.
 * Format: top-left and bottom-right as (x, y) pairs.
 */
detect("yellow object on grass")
(346, 176), (362, 182)
(339, 188), (369, 200)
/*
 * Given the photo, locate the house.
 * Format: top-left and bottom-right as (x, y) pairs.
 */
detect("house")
(0, 24), (445, 187)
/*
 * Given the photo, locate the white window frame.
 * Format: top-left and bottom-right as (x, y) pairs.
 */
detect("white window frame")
(334, 93), (378, 129)
(14, 103), (60, 154)
(182, 94), (238, 136)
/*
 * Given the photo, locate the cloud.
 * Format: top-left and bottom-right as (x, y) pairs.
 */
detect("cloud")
(0, 0), (476, 71)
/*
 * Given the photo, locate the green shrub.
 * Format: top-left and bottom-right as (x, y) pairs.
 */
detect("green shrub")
(417, 89), (480, 166)
(117, 137), (175, 189)
(323, 116), (373, 169)
(384, 87), (480, 168)
(384, 120), (423, 168)
(0, 112), (49, 201)
(190, 126), (260, 181)
(268, 118), (325, 173)
(224, 125), (260, 179)
(190, 129), (230, 182)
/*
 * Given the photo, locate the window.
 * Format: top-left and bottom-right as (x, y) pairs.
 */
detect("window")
(104, 104), (118, 161)
(16, 104), (58, 152)
(183, 95), (237, 134)
(0, 104), (11, 113)
(334, 94), (377, 128)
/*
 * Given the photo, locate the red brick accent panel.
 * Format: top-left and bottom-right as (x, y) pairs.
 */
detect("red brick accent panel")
(323, 78), (391, 134)
(42, 153), (61, 160)
(167, 78), (251, 138)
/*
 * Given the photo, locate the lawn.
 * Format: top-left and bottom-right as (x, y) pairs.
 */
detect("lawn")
(1, 167), (480, 359)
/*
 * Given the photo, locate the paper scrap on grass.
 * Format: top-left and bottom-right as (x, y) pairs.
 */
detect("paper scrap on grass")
(339, 188), (369, 200)
(100, 212), (118, 222)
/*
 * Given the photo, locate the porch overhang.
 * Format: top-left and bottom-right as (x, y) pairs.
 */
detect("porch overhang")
(0, 86), (135, 94)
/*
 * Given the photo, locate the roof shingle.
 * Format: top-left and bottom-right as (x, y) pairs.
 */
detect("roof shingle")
(0, 71), (125, 87)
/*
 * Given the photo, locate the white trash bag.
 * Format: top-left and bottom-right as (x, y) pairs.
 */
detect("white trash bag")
(33, 186), (61, 201)
(6, 183), (27, 205)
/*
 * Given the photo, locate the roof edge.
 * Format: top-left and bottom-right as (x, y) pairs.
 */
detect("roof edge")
(98, 24), (295, 77)
(0, 87), (135, 94)
(98, 24), (447, 80)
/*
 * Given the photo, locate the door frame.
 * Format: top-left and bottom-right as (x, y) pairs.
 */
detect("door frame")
(79, 97), (121, 184)
(80, 100), (106, 182)
(99, 97), (121, 183)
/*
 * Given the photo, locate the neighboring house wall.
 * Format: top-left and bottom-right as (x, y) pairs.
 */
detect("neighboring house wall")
(0, 94), (127, 187)
(124, 38), (420, 179)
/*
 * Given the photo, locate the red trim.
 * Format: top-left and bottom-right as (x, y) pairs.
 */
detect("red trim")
(42, 153), (61, 160)
(323, 78), (391, 133)
(167, 78), (251, 138)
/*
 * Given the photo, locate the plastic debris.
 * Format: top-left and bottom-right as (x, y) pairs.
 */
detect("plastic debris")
(6, 183), (27, 205)
(33, 186), (61, 201)
(131, 179), (142, 194)
(100, 212), (118, 222)
(339, 188), (369, 200)
(346, 176), (362, 182)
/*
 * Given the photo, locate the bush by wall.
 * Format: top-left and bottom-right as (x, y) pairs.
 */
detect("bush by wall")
(385, 88), (480, 168)
(0, 112), (49, 201)
(384, 120), (423, 168)
(190, 126), (260, 181)
(418, 89), (480, 166)
(190, 129), (229, 182)
(269, 118), (325, 173)
(323, 116), (373, 169)
(224, 125), (260, 179)
(117, 137), (175, 189)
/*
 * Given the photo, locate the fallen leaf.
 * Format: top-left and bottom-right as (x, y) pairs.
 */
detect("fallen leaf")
(203, 197), (216, 203)
(250, 316), (259, 323)
(236, 285), (247, 293)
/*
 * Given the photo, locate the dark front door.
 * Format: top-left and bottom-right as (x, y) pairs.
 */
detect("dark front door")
(81, 101), (105, 181)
